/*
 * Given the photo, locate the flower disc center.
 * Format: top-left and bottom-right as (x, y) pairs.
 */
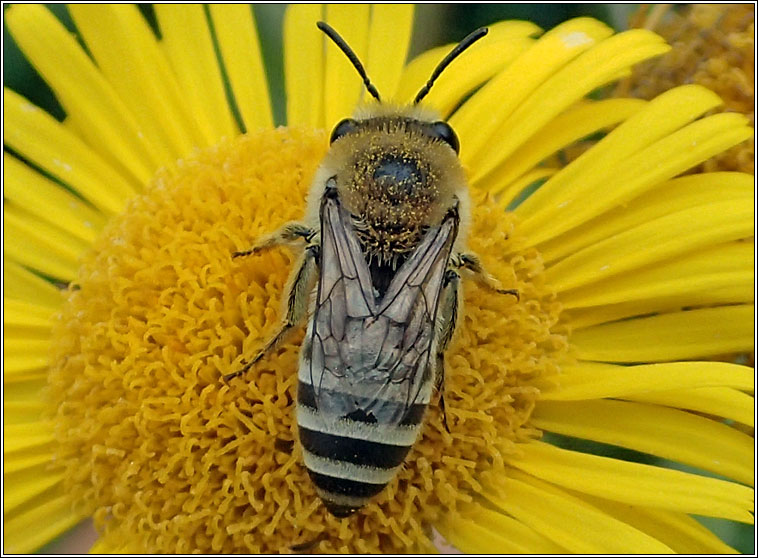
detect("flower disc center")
(48, 128), (566, 553)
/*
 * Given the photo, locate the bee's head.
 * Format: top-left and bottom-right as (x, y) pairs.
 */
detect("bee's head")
(315, 20), (488, 184)
(320, 106), (466, 250)
(313, 22), (485, 254)
(329, 112), (459, 155)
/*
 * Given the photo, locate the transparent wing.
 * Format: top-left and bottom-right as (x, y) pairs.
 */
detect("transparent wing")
(303, 186), (458, 427)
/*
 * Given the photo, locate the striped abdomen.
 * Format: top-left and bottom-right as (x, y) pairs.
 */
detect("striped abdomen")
(297, 378), (430, 517)
(296, 188), (454, 517)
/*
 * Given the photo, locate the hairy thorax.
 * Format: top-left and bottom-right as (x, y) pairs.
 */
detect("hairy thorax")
(322, 117), (466, 265)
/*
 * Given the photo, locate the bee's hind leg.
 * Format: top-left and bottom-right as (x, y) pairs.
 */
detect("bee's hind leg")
(224, 243), (320, 381)
(452, 252), (519, 299)
(433, 361), (450, 434)
(233, 222), (316, 258)
(434, 269), (461, 434)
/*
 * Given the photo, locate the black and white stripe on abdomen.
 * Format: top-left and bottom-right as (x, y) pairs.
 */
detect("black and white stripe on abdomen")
(296, 379), (429, 517)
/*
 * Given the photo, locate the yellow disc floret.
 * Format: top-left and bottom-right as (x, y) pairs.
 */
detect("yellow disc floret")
(48, 128), (566, 553)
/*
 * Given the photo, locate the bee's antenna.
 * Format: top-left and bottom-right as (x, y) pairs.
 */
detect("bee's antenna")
(414, 27), (488, 105)
(317, 21), (382, 102)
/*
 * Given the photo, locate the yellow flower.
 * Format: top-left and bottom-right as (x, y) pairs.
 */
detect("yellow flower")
(619, 4), (754, 174)
(3, 4), (754, 554)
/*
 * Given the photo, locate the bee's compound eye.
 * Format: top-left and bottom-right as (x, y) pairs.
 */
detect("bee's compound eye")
(431, 121), (459, 154)
(330, 118), (359, 144)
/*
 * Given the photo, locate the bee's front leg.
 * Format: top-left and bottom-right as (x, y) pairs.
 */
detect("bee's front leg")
(452, 252), (519, 300)
(233, 222), (316, 258)
(224, 242), (320, 381)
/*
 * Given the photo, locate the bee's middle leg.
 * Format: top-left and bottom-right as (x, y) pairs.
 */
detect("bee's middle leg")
(233, 222), (316, 258)
(434, 269), (461, 433)
(224, 243), (319, 381)
(452, 252), (519, 299)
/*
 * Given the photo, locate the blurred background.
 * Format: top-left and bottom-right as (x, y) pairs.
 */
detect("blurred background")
(3, 3), (754, 554)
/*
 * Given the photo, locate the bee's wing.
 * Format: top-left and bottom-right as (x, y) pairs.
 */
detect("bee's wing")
(301, 186), (458, 428)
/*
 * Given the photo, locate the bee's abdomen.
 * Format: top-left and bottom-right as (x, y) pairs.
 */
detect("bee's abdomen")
(297, 380), (426, 517)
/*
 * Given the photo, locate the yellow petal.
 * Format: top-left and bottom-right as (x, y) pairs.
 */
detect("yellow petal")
(571, 304), (754, 362)
(3, 446), (54, 474)
(4, 464), (64, 513)
(541, 171), (754, 264)
(538, 361), (754, 400)
(3, 493), (83, 554)
(4, 205), (87, 281)
(3, 384), (46, 412)
(626, 387), (754, 428)
(4, 298), (53, 332)
(437, 502), (566, 553)
(565, 268), (752, 327)
(507, 441), (754, 523)
(155, 4), (238, 144)
(366, 5), (414, 101)
(4, 376), (47, 423)
(4, 377), (47, 425)
(4, 400), (46, 425)
(560, 239), (754, 309)
(284, 5), (325, 127)
(532, 399), (754, 485)
(452, 18), (615, 164)
(493, 168), (559, 210)
(515, 84), (723, 221)
(469, 29), (670, 181)
(69, 5), (201, 160)
(565, 284), (752, 329)
(89, 538), (111, 554)
(4, 335), (49, 379)
(3, 347), (48, 381)
(5, 5), (157, 184)
(4, 154), (106, 244)
(396, 21), (539, 113)
(4, 422), (54, 453)
(90, 536), (133, 554)
(3, 260), (63, 309)
(475, 98), (646, 199)
(209, 5), (273, 131)
(485, 470), (674, 553)
(4, 376), (47, 404)
(523, 113), (753, 245)
(323, 4), (371, 126)
(578, 494), (738, 554)
(4, 366), (47, 383)
(3, 88), (138, 215)
(545, 200), (753, 292)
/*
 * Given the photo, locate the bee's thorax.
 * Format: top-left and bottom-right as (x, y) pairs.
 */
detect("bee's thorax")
(324, 116), (464, 264)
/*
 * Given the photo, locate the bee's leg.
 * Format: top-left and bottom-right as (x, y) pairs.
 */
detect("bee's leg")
(224, 243), (320, 381)
(452, 252), (519, 300)
(434, 354), (450, 434)
(232, 222), (316, 258)
(290, 533), (327, 553)
(434, 269), (461, 433)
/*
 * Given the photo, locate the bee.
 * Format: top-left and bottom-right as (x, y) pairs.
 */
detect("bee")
(226, 21), (518, 518)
